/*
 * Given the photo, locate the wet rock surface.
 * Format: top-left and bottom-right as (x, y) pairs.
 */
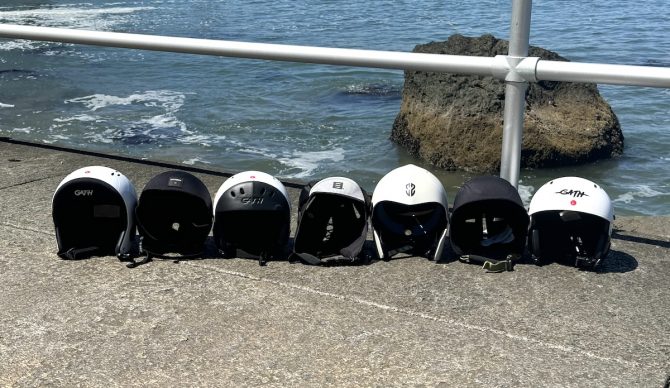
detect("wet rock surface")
(391, 34), (624, 172)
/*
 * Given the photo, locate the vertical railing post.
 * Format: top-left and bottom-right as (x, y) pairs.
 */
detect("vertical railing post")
(500, 0), (533, 188)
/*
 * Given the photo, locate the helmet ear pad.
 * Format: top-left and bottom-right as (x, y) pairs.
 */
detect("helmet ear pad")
(373, 228), (387, 260)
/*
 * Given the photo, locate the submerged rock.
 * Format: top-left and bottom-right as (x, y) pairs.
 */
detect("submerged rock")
(391, 34), (624, 172)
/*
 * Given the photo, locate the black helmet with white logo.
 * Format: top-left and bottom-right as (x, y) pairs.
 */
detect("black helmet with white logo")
(135, 171), (213, 258)
(213, 171), (291, 264)
(52, 166), (137, 260)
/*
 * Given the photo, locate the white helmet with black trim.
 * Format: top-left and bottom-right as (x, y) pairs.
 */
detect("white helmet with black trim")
(528, 176), (614, 268)
(293, 177), (370, 265)
(213, 171), (291, 264)
(52, 166), (137, 260)
(371, 164), (449, 260)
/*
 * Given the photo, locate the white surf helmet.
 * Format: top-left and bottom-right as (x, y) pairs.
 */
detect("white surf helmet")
(528, 176), (614, 268)
(52, 166), (137, 260)
(213, 171), (291, 264)
(371, 164), (449, 260)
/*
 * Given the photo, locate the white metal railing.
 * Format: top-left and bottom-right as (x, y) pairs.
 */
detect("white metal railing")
(1, 23), (668, 87)
(1, 0), (669, 187)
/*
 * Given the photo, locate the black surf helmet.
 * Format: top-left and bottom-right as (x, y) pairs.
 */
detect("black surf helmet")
(135, 170), (212, 257)
(213, 171), (291, 264)
(449, 176), (529, 260)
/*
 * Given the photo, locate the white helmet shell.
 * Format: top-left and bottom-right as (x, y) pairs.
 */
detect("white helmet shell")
(528, 176), (613, 222)
(52, 166), (137, 259)
(214, 170), (291, 213)
(372, 164), (449, 208)
(55, 165), (137, 204)
(371, 164), (449, 260)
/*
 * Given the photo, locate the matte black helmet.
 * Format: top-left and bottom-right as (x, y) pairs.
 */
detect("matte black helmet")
(136, 171), (212, 257)
(450, 176), (529, 263)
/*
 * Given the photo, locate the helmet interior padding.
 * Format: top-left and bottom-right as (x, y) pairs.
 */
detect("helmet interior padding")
(529, 210), (611, 265)
(372, 201), (447, 256)
(294, 193), (367, 259)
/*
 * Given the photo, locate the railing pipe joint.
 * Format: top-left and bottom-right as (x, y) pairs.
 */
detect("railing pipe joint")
(492, 55), (539, 83)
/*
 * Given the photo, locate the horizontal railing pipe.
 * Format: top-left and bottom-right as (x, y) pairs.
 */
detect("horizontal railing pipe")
(535, 60), (670, 88)
(0, 24), (493, 75)
(2, 24), (670, 88)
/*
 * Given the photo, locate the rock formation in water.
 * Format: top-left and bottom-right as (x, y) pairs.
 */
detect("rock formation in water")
(391, 34), (624, 172)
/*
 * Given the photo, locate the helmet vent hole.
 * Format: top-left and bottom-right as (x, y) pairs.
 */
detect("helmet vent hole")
(230, 191), (236, 197)
(240, 188), (245, 195)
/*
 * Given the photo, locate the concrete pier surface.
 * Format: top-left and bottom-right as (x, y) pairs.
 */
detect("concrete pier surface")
(1, 138), (668, 387)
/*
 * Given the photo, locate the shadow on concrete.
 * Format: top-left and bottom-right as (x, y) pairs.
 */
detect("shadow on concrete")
(612, 229), (670, 249)
(594, 249), (638, 274)
(119, 237), (385, 268)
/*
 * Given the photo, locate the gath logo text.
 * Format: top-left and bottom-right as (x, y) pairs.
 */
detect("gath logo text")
(555, 189), (589, 198)
(74, 190), (94, 196)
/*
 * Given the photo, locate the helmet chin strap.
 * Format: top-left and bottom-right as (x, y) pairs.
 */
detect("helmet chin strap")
(61, 246), (99, 260)
(570, 235), (602, 268)
(412, 214), (428, 236)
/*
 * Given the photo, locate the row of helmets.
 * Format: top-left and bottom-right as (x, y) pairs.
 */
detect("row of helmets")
(52, 164), (614, 269)
(52, 167), (293, 264)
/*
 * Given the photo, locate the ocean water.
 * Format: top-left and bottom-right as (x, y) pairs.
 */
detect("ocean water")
(0, 0), (669, 215)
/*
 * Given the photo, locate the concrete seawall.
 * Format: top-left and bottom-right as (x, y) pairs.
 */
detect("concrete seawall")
(1, 139), (668, 386)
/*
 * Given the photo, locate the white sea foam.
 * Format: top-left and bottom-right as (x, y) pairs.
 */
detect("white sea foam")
(517, 183), (535, 207)
(67, 90), (189, 138)
(0, 40), (35, 52)
(11, 127), (31, 134)
(0, 6), (153, 50)
(280, 148), (346, 178)
(178, 134), (227, 147)
(41, 134), (71, 144)
(53, 114), (100, 123)
(66, 90), (185, 112)
(0, 6), (154, 29)
(0, 102), (14, 108)
(182, 157), (211, 166)
(613, 185), (669, 204)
